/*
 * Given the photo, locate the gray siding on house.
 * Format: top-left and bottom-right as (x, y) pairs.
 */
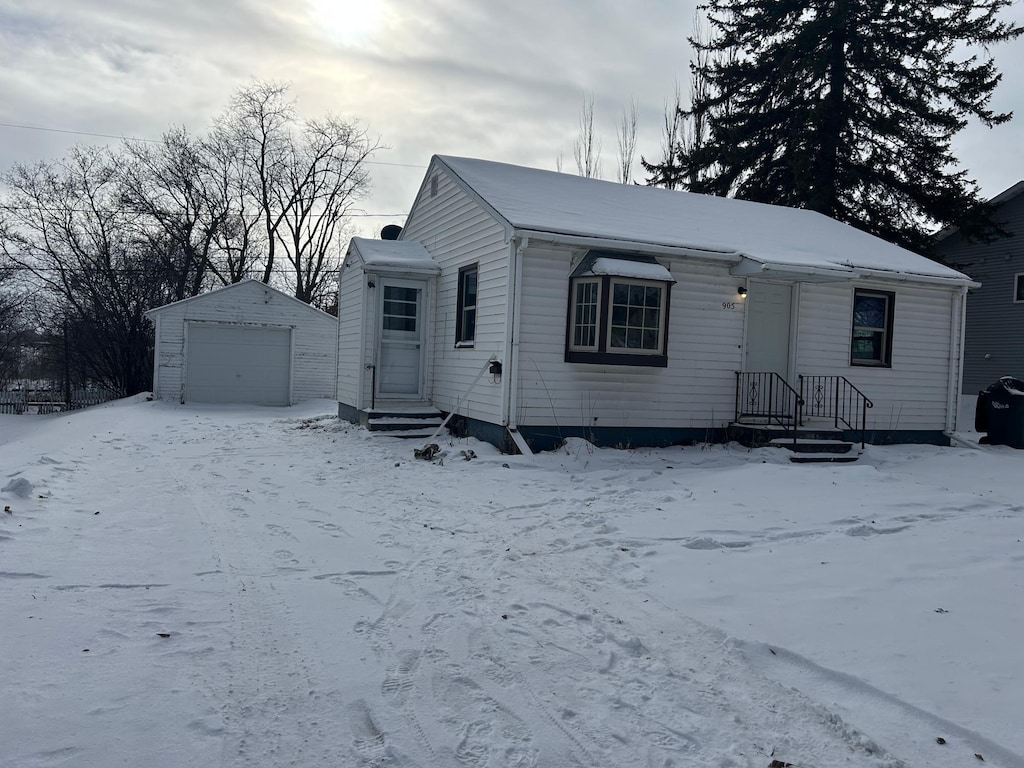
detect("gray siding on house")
(935, 189), (1024, 393)
(401, 165), (510, 423)
(150, 281), (338, 404)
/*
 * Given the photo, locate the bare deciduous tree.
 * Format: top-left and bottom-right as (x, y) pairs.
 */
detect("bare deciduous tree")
(0, 80), (383, 390)
(615, 98), (639, 184)
(275, 116), (380, 306)
(573, 93), (602, 179)
(120, 127), (231, 301)
(219, 82), (381, 307)
(0, 255), (29, 384)
(0, 148), (164, 394)
(642, 14), (723, 190)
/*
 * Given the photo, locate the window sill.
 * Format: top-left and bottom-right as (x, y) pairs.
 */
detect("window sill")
(850, 360), (891, 368)
(454, 341), (475, 349)
(565, 350), (667, 367)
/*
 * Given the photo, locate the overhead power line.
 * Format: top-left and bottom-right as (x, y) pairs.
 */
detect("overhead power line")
(0, 203), (408, 217)
(0, 263), (349, 276)
(0, 122), (428, 169)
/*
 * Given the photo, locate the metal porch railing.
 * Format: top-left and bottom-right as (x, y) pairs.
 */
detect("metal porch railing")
(799, 375), (874, 448)
(734, 371), (804, 446)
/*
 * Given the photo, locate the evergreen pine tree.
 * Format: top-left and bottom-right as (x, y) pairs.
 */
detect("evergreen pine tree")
(679, 0), (1022, 253)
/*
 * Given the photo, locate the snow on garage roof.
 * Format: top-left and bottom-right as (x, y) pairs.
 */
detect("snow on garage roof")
(146, 278), (336, 318)
(434, 156), (970, 284)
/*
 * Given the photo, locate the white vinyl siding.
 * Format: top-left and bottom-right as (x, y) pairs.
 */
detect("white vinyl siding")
(797, 282), (956, 431)
(516, 245), (743, 429)
(336, 259), (364, 407)
(149, 281), (337, 404)
(401, 167), (509, 422)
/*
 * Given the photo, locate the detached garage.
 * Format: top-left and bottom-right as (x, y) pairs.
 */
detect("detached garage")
(147, 280), (338, 405)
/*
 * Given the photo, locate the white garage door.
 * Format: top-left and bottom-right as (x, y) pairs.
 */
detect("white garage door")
(185, 324), (291, 405)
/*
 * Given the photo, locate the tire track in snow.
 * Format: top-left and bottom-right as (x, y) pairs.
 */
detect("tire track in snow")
(181, 419), (349, 768)
(468, 490), (911, 767)
(737, 640), (1024, 768)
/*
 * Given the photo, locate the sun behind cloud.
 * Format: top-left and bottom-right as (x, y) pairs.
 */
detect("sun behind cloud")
(306, 0), (387, 47)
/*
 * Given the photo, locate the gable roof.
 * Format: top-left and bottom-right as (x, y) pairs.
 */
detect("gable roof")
(346, 237), (440, 274)
(986, 180), (1024, 208)
(146, 279), (336, 319)
(431, 156), (971, 284)
(933, 180), (1024, 244)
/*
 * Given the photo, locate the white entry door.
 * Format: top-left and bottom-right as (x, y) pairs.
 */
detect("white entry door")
(377, 279), (426, 398)
(744, 281), (793, 378)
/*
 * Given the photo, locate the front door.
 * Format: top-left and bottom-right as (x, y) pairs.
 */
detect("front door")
(377, 279), (426, 399)
(744, 280), (793, 379)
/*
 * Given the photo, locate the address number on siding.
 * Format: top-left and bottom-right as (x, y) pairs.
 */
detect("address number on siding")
(722, 301), (739, 310)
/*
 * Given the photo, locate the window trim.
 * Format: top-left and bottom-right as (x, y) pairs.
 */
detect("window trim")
(568, 277), (602, 352)
(850, 288), (895, 368)
(455, 263), (478, 347)
(1014, 273), (1024, 303)
(565, 275), (671, 367)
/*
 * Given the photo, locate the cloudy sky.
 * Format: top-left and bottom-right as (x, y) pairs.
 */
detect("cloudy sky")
(1, 0), (1022, 239)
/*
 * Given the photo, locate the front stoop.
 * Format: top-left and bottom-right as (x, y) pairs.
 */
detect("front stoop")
(769, 437), (860, 464)
(731, 423), (860, 463)
(365, 406), (443, 438)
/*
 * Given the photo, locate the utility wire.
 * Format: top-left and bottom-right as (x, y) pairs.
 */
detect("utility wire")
(0, 264), (348, 276)
(0, 121), (428, 169)
(0, 203), (408, 217)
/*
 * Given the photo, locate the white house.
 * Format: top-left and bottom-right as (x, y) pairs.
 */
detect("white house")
(148, 280), (338, 406)
(337, 156), (975, 451)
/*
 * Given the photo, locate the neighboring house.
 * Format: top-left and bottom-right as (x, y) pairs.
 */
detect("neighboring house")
(337, 155), (975, 452)
(933, 181), (1024, 394)
(148, 280), (338, 406)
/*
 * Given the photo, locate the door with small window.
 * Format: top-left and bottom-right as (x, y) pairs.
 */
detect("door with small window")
(377, 279), (426, 398)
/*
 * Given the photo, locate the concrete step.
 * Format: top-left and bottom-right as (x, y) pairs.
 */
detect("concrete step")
(731, 422), (847, 448)
(788, 453), (861, 464)
(371, 427), (443, 439)
(769, 438), (854, 454)
(366, 407), (443, 437)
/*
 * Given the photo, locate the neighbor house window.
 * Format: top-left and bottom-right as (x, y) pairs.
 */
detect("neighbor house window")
(455, 264), (478, 346)
(566, 275), (670, 367)
(1014, 273), (1024, 302)
(850, 288), (895, 366)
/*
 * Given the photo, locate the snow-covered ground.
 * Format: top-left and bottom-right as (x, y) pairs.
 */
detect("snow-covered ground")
(2, 399), (1022, 768)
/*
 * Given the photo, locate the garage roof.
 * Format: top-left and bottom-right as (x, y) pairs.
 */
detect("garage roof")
(146, 279), (337, 318)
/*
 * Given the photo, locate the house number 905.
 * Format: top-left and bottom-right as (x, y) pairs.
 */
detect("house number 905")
(722, 301), (738, 310)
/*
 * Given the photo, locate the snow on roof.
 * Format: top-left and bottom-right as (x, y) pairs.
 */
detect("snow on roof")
(146, 278), (336, 318)
(348, 237), (439, 273)
(436, 156), (970, 283)
(584, 257), (675, 283)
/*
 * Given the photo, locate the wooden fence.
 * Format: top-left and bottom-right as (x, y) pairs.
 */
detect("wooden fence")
(0, 389), (119, 415)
